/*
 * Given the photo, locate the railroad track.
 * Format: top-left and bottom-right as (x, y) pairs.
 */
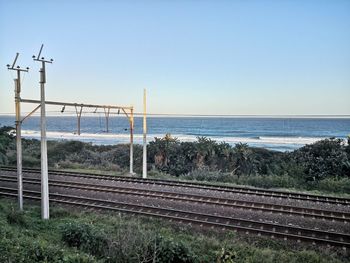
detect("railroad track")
(1, 166), (350, 206)
(1, 174), (349, 223)
(0, 186), (349, 248)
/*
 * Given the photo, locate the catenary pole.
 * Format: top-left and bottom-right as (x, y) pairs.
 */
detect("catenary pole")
(33, 44), (53, 219)
(129, 108), (134, 174)
(15, 74), (23, 210)
(7, 53), (29, 211)
(142, 89), (147, 178)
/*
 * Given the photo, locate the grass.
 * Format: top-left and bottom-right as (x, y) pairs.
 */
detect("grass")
(0, 197), (349, 263)
(60, 167), (124, 176)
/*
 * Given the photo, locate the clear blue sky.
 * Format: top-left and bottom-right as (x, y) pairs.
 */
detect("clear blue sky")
(1, 0), (350, 115)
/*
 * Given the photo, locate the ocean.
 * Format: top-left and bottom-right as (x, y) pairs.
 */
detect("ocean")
(0, 116), (349, 152)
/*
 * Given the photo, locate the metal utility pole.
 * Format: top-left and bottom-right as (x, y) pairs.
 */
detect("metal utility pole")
(104, 107), (111, 133)
(32, 44), (53, 220)
(142, 89), (147, 179)
(129, 108), (134, 174)
(6, 53), (29, 211)
(75, 105), (83, 135)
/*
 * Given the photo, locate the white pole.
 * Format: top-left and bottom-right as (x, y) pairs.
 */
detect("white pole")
(7, 53), (28, 211)
(142, 89), (147, 179)
(14, 75), (23, 210)
(40, 62), (49, 219)
(129, 108), (134, 174)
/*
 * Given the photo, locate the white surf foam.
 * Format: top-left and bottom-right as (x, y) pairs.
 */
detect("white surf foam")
(20, 130), (327, 151)
(213, 136), (324, 145)
(21, 130), (164, 145)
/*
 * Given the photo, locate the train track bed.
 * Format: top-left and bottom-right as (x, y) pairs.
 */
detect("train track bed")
(1, 166), (349, 206)
(1, 168), (349, 214)
(1, 173), (350, 222)
(1, 167), (350, 248)
(1, 185), (350, 250)
(1, 173), (350, 235)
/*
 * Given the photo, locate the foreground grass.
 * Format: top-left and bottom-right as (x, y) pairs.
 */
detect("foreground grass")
(0, 198), (348, 263)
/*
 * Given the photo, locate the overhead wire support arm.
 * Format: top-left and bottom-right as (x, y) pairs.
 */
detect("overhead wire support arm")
(20, 98), (135, 175)
(21, 104), (41, 123)
(11, 53), (19, 69)
(6, 53), (29, 212)
(33, 44), (53, 64)
(121, 108), (130, 119)
(20, 99), (133, 110)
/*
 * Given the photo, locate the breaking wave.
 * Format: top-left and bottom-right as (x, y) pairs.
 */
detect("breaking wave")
(21, 130), (327, 152)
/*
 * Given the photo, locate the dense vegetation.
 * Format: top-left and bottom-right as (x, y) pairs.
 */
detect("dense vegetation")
(0, 126), (350, 194)
(0, 198), (348, 263)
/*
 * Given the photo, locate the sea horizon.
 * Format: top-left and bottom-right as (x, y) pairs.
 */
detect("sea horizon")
(1, 113), (350, 119)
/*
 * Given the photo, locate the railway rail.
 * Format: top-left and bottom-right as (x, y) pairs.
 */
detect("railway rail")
(1, 166), (349, 206)
(0, 186), (349, 248)
(1, 174), (349, 223)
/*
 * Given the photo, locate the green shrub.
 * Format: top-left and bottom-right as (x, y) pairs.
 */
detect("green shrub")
(105, 221), (157, 262)
(0, 237), (54, 262)
(316, 178), (350, 194)
(234, 174), (300, 189)
(61, 220), (197, 262)
(294, 250), (327, 263)
(180, 169), (235, 183)
(0, 236), (97, 263)
(291, 138), (350, 181)
(0, 152), (8, 165)
(60, 221), (107, 257)
(26, 240), (65, 262)
(22, 155), (41, 167)
(0, 200), (5, 212)
(216, 248), (237, 263)
(50, 207), (71, 218)
(217, 245), (336, 263)
(6, 207), (27, 226)
(180, 170), (301, 190)
(61, 253), (98, 263)
(157, 237), (197, 263)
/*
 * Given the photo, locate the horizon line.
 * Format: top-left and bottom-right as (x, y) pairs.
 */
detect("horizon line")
(1, 113), (350, 119)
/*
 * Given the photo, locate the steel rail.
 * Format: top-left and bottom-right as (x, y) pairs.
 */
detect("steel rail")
(0, 174), (349, 223)
(1, 166), (349, 205)
(0, 186), (349, 248)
